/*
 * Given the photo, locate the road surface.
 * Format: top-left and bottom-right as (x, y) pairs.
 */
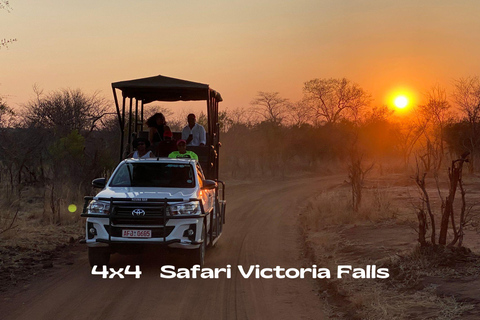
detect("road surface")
(1, 176), (333, 320)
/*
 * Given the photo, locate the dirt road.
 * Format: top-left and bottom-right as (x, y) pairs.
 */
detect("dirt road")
(0, 176), (335, 320)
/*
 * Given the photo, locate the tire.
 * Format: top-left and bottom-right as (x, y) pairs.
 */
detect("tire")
(88, 247), (110, 267)
(216, 200), (223, 234)
(189, 225), (206, 267)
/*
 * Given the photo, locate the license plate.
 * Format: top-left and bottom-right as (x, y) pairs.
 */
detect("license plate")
(122, 229), (152, 238)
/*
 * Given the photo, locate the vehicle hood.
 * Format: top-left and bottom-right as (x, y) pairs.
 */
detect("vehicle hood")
(95, 187), (198, 201)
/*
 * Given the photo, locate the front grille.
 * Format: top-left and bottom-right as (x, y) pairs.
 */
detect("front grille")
(105, 225), (174, 238)
(111, 203), (167, 226)
(114, 205), (166, 216)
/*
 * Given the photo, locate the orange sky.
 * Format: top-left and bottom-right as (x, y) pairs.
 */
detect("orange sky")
(1, 1), (480, 113)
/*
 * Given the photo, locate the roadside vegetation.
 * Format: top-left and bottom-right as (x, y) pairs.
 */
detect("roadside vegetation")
(299, 173), (480, 319)
(1, 76), (480, 315)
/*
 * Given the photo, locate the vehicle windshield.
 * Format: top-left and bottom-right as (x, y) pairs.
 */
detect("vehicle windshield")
(109, 162), (195, 188)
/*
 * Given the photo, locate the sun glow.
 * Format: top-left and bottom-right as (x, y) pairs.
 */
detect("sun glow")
(385, 88), (417, 113)
(394, 95), (409, 109)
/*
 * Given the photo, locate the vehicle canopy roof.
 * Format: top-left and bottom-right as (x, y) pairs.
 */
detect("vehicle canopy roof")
(112, 74), (222, 104)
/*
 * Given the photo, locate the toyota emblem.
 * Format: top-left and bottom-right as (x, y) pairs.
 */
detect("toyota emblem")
(132, 209), (146, 216)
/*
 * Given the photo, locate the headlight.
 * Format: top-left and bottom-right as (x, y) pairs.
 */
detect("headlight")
(167, 202), (201, 216)
(87, 200), (110, 214)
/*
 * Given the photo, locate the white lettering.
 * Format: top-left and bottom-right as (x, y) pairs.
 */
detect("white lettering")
(238, 265), (255, 278)
(352, 268), (365, 279)
(377, 268), (390, 279)
(227, 265), (231, 278)
(337, 265), (352, 278)
(317, 268), (330, 278)
(286, 268), (300, 279)
(191, 265), (201, 279)
(160, 265), (176, 279)
(177, 268), (190, 279)
(300, 267), (312, 279)
(260, 268), (273, 279)
(274, 266), (285, 279)
(201, 269), (214, 279)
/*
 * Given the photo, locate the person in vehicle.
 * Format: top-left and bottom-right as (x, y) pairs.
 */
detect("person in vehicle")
(181, 113), (206, 146)
(156, 127), (177, 157)
(146, 112), (171, 147)
(128, 138), (154, 158)
(168, 139), (198, 160)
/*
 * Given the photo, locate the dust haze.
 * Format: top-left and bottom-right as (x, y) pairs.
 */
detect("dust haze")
(1, 77), (480, 319)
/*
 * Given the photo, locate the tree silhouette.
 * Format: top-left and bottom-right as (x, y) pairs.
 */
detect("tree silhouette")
(251, 91), (289, 125)
(1, 0), (17, 49)
(303, 78), (371, 125)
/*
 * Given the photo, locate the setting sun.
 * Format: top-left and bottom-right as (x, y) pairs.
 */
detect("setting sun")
(394, 96), (409, 109)
(385, 88), (417, 113)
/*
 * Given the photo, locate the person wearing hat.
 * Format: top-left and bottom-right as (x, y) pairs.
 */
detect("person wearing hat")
(128, 138), (154, 158)
(156, 127), (177, 157)
(168, 139), (199, 160)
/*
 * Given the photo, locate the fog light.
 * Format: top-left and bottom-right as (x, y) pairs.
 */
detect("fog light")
(183, 224), (196, 241)
(87, 222), (96, 239)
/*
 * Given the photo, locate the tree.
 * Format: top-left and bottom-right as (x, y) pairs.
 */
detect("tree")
(348, 149), (374, 212)
(452, 76), (480, 172)
(250, 91), (289, 125)
(23, 88), (110, 137)
(143, 105), (174, 123)
(302, 78), (371, 125)
(0, 95), (15, 127)
(226, 107), (256, 128)
(394, 109), (428, 168)
(415, 154), (470, 247)
(0, 1), (11, 10)
(417, 85), (452, 171)
(287, 100), (312, 127)
(1, 0), (17, 49)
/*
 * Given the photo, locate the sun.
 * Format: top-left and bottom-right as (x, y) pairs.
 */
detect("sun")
(385, 87), (417, 113)
(394, 95), (409, 109)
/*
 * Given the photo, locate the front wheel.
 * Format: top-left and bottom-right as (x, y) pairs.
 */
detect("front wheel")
(189, 226), (206, 267)
(88, 247), (110, 267)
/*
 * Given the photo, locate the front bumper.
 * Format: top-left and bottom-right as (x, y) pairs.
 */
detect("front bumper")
(81, 197), (208, 250)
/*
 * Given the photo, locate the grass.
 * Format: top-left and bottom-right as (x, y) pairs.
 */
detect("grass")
(0, 182), (85, 290)
(342, 281), (474, 320)
(300, 184), (398, 231)
(300, 174), (480, 319)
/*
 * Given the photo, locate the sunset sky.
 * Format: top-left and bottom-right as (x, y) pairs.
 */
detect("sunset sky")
(1, 0), (480, 113)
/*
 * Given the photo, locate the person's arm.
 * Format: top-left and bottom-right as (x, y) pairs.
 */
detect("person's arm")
(168, 152), (176, 159)
(181, 127), (189, 140)
(199, 126), (206, 146)
(191, 152), (199, 161)
(148, 127), (156, 144)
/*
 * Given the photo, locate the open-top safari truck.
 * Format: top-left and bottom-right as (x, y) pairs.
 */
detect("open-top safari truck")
(111, 74), (224, 179)
(81, 75), (226, 266)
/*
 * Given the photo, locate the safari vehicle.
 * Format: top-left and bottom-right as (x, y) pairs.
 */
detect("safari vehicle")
(81, 75), (226, 266)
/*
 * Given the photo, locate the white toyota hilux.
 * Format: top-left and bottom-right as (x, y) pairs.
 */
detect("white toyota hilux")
(81, 157), (225, 267)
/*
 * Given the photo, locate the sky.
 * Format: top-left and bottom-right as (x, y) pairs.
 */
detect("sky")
(1, 0), (480, 113)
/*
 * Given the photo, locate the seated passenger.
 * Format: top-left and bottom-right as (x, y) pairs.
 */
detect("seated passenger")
(181, 113), (206, 146)
(128, 138), (154, 159)
(146, 112), (171, 149)
(156, 128), (177, 157)
(168, 139), (198, 160)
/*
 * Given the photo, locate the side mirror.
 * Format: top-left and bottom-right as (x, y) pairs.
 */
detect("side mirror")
(92, 178), (106, 188)
(202, 179), (217, 190)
